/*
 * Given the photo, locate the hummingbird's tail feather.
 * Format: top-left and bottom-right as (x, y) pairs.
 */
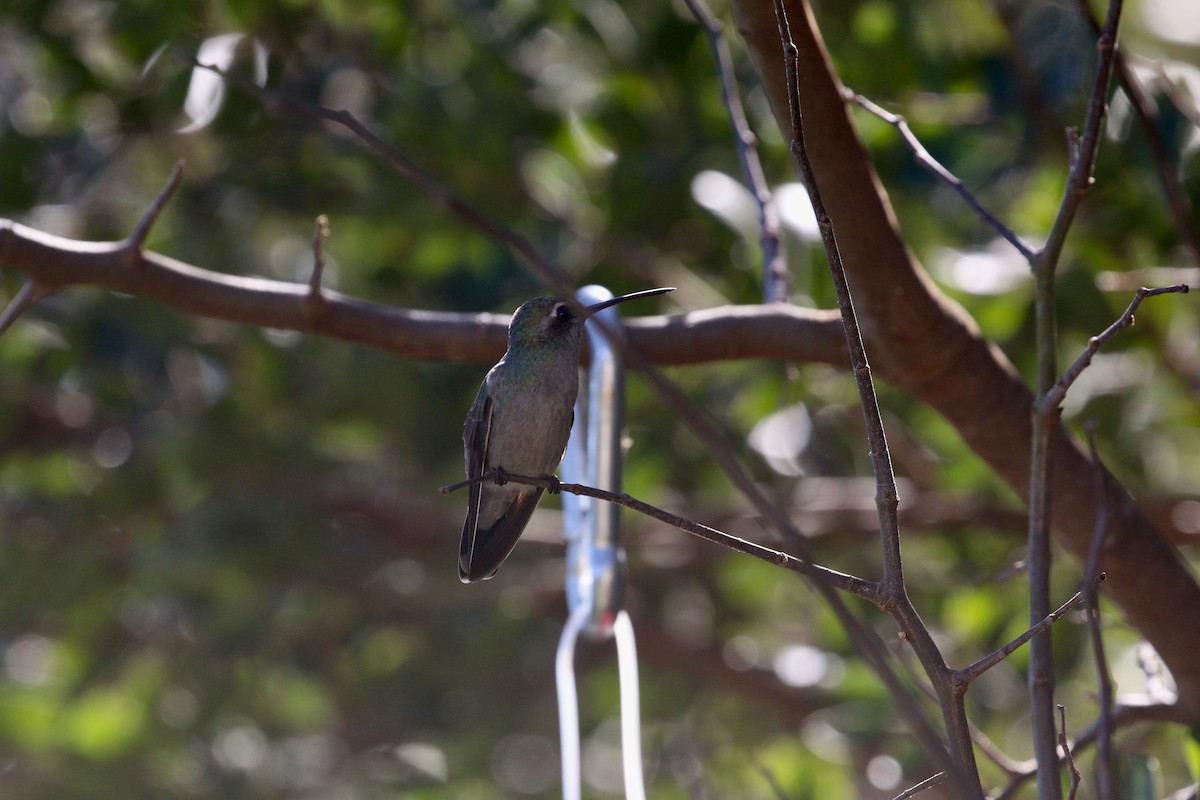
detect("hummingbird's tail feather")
(458, 487), (545, 582)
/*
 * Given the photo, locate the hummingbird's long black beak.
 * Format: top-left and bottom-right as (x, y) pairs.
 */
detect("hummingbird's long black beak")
(583, 287), (675, 317)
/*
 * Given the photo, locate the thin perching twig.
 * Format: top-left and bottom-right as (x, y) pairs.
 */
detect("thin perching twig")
(682, 0), (789, 303)
(439, 469), (878, 599)
(844, 91), (1035, 260)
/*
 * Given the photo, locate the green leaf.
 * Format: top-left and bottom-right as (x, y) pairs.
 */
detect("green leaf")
(1185, 722), (1200, 786)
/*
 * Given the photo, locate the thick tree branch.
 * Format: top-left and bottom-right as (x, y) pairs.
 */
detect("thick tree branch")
(0, 217), (845, 366)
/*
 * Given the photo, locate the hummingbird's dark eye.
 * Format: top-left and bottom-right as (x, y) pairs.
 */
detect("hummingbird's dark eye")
(553, 303), (571, 320)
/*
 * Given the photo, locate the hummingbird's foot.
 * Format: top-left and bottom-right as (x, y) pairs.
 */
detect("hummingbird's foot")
(492, 467), (510, 486)
(545, 475), (562, 495)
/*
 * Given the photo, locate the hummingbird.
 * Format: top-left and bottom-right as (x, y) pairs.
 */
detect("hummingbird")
(459, 287), (674, 583)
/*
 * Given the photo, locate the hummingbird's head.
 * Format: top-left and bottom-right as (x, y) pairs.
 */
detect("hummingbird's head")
(507, 297), (587, 349)
(506, 287), (675, 349)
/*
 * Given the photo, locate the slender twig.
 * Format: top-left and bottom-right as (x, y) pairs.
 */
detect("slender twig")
(844, 91), (1035, 260)
(994, 699), (1186, 800)
(1058, 705), (1081, 800)
(682, 0), (788, 303)
(772, 0), (901, 618)
(891, 772), (946, 800)
(0, 280), (53, 337)
(1038, 0), (1124, 273)
(1151, 60), (1200, 130)
(772, 2), (978, 794)
(1073, 0), (1200, 267)
(1039, 284), (1189, 414)
(1026, 280), (1188, 800)
(954, 587), (1091, 687)
(309, 214), (330, 299)
(1083, 424), (1116, 800)
(970, 726), (1026, 779)
(125, 160), (184, 253)
(440, 469), (879, 599)
(1025, 6), (1124, 797)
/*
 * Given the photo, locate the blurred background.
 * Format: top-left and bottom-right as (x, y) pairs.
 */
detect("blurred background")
(0, 0), (1198, 797)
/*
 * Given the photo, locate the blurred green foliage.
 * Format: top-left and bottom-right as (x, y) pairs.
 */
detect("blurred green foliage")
(0, 0), (1197, 797)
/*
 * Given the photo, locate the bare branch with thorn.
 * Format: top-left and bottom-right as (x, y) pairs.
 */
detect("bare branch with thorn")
(0, 280), (53, 337)
(125, 160), (184, 255)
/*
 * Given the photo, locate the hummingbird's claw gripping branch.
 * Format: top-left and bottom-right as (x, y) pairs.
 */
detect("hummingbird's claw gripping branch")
(492, 467), (509, 487)
(545, 476), (562, 495)
(445, 468), (881, 600)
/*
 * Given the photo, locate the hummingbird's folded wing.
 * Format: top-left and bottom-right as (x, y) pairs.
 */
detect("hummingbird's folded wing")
(459, 384), (493, 582)
(460, 487), (544, 582)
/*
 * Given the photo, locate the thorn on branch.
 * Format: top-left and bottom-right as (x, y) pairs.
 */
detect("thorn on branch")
(309, 214), (330, 301)
(0, 280), (54, 337)
(126, 160), (184, 255)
